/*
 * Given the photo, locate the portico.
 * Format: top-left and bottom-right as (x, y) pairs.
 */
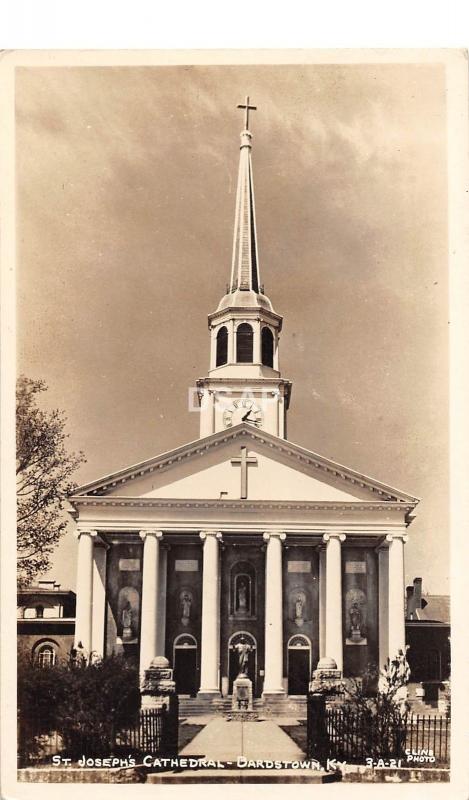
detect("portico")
(70, 423), (415, 699)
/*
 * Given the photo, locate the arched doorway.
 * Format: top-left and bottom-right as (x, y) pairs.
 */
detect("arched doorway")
(173, 634), (198, 696)
(287, 635), (311, 695)
(228, 631), (257, 695)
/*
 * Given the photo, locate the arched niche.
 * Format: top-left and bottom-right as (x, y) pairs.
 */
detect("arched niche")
(230, 560), (256, 618)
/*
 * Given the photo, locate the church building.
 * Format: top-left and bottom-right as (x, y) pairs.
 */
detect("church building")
(70, 99), (418, 703)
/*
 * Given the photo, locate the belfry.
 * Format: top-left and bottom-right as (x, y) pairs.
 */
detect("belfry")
(70, 100), (418, 708)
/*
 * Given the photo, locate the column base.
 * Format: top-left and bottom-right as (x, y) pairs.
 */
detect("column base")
(197, 690), (221, 701)
(262, 689), (286, 701)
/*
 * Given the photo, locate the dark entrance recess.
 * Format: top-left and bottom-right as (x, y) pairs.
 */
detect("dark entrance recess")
(174, 645), (197, 696)
(288, 643), (310, 695)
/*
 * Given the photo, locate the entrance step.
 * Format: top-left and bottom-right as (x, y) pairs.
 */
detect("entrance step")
(178, 695), (307, 718)
(147, 767), (339, 784)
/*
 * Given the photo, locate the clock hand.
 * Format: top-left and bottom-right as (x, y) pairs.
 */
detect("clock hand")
(241, 410), (253, 421)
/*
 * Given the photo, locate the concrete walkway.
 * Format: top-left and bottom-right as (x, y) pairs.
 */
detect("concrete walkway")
(180, 717), (305, 761)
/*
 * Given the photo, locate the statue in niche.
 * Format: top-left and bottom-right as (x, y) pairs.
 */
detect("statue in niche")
(122, 601), (133, 640)
(295, 594), (304, 626)
(345, 587), (367, 645)
(349, 603), (362, 636)
(234, 636), (252, 677)
(292, 590), (306, 627)
(180, 592), (192, 626)
(238, 580), (247, 612)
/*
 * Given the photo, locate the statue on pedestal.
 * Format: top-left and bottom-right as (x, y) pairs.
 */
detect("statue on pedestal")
(349, 602), (363, 641)
(236, 579), (248, 614)
(294, 594), (305, 627)
(234, 636), (251, 676)
(181, 592), (192, 626)
(122, 601), (133, 640)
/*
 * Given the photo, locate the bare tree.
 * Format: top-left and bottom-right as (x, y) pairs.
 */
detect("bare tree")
(16, 376), (85, 587)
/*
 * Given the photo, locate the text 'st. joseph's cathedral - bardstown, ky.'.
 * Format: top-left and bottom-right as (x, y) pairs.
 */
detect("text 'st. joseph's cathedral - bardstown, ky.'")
(70, 99), (418, 705)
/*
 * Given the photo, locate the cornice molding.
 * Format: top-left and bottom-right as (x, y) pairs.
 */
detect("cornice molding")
(70, 496), (415, 514)
(208, 306), (283, 326)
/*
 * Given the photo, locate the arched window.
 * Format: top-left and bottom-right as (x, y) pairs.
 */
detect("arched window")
(216, 326), (228, 366)
(236, 323), (253, 363)
(261, 327), (274, 367)
(36, 643), (56, 668)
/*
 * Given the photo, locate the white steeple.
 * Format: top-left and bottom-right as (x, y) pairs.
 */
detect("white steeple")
(230, 100), (260, 293)
(196, 98), (292, 439)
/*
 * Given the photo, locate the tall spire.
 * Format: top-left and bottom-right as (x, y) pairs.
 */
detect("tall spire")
(230, 96), (260, 294)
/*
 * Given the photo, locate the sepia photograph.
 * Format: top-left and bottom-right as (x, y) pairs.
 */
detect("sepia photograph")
(2, 49), (466, 792)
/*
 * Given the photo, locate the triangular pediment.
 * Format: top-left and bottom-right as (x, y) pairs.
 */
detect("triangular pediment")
(71, 425), (417, 506)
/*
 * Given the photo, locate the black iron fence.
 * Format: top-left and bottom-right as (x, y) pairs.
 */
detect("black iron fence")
(18, 698), (178, 767)
(307, 693), (450, 767)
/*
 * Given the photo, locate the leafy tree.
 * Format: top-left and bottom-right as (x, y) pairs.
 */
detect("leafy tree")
(339, 652), (411, 759)
(16, 376), (85, 587)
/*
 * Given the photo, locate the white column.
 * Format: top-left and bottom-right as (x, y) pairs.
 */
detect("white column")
(319, 546), (327, 660)
(210, 326), (217, 368)
(323, 532), (346, 673)
(229, 319), (235, 363)
(378, 545), (389, 669)
(253, 319), (261, 363)
(156, 545), (168, 657)
(91, 542), (108, 658)
(74, 529), (95, 653)
(386, 533), (408, 660)
(273, 331), (279, 370)
(198, 531), (221, 697)
(263, 532), (286, 696)
(139, 529), (163, 673)
(200, 389), (215, 438)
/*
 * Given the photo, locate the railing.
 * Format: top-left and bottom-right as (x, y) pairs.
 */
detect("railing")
(18, 698), (179, 767)
(307, 693), (450, 767)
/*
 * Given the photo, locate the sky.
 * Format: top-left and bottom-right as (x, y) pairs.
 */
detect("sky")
(16, 61), (449, 593)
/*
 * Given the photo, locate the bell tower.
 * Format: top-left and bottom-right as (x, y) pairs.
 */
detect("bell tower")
(197, 98), (292, 438)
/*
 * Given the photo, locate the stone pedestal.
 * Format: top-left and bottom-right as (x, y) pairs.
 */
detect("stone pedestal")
(140, 656), (176, 710)
(232, 676), (253, 711)
(230, 675), (258, 720)
(122, 625), (133, 642)
(309, 657), (344, 706)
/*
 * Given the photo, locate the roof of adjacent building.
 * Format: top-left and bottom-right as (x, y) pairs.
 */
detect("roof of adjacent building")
(412, 595), (450, 623)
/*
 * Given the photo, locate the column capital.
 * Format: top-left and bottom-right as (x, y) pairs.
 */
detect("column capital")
(322, 532), (346, 544)
(74, 528), (97, 540)
(139, 529), (163, 541)
(199, 530), (222, 541)
(385, 533), (408, 544)
(263, 531), (286, 542)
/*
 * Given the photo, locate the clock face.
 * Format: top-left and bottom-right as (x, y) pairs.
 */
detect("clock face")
(223, 399), (263, 428)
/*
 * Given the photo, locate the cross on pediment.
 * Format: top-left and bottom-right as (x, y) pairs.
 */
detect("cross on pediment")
(231, 446), (258, 499)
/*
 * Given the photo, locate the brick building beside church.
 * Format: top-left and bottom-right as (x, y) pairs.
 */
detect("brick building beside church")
(17, 580), (76, 666)
(69, 101), (418, 707)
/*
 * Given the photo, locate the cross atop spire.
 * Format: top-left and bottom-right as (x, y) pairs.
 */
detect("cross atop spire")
(230, 96), (260, 293)
(237, 95), (257, 131)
